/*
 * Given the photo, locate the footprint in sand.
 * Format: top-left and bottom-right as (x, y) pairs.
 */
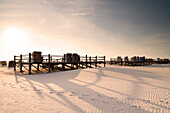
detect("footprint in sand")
(159, 100), (164, 102)
(116, 101), (121, 104)
(146, 100), (150, 102)
(3, 83), (7, 86)
(56, 92), (63, 96)
(142, 100), (150, 102)
(82, 94), (89, 97)
(132, 105), (137, 108)
(110, 97), (114, 99)
(78, 97), (84, 99)
(69, 94), (75, 96)
(71, 92), (77, 94)
(23, 89), (29, 91)
(97, 95), (103, 97)
(102, 101), (109, 104)
(90, 99), (97, 101)
(33, 89), (43, 94)
(151, 106), (155, 109)
(9, 84), (14, 87)
(127, 97), (134, 100)
(34, 89), (43, 91)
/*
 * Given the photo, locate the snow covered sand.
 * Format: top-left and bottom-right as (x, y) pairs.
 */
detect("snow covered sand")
(0, 64), (169, 113)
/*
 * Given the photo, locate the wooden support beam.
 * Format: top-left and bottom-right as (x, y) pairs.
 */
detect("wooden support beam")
(75, 57), (78, 69)
(86, 55), (88, 68)
(14, 55), (16, 71)
(48, 54), (51, 72)
(65, 64), (73, 69)
(89, 56), (91, 67)
(104, 56), (106, 67)
(62, 54), (65, 71)
(20, 54), (23, 72)
(56, 59), (58, 68)
(37, 64), (40, 71)
(29, 53), (32, 75)
(95, 56), (97, 68)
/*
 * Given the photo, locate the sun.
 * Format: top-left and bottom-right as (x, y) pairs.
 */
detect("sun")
(2, 26), (28, 50)
(2, 27), (25, 42)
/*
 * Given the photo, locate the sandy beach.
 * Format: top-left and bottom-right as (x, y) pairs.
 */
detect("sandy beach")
(0, 64), (169, 113)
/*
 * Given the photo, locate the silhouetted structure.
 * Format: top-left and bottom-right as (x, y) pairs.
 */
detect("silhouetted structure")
(0, 61), (7, 66)
(154, 58), (169, 64)
(8, 61), (14, 67)
(14, 51), (106, 75)
(110, 56), (154, 66)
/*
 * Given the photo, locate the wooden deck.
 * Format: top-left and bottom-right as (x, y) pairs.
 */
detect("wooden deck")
(14, 53), (106, 75)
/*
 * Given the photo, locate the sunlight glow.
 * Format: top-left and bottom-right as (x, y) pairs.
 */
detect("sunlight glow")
(2, 26), (28, 50)
(3, 27), (25, 42)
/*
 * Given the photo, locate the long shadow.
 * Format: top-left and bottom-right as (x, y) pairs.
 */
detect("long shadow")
(83, 67), (170, 91)
(14, 71), (19, 84)
(75, 68), (169, 110)
(146, 64), (170, 68)
(21, 70), (87, 112)
(19, 69), (150, 112)
(106, 67), (169, 79)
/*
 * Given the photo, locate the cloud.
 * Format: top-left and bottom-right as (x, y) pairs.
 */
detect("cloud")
(72, 12), (93, 16)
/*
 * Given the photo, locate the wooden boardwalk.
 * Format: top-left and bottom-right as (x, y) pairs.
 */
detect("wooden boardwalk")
(110, 58), (154, 66)
(14, 53), (106, 75)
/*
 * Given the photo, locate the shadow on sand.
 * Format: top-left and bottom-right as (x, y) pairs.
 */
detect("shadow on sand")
(14, 66), (169, 112)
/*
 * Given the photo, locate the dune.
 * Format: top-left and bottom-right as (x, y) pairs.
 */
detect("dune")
(0, 64), (169, 113)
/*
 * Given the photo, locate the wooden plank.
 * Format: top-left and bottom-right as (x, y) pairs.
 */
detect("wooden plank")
(14, 55), (16, 71)
(104, 56), (106, 67)
(95, 56), (97, 68)
(86, 55), (88, 68)
(48, 54), (51, 72)
(29, 53), (32, 75)
(23, 65), (29, 71)
(20, 54), (23, 72)
(89, 56), (91, 67)
(37, 64), (40, 71)
(62, 54), (65, 71)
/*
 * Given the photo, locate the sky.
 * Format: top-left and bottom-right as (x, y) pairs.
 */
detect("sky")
(0, 0), (170, 61)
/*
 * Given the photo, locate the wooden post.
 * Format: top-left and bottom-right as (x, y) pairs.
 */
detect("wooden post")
(51, 56), (52, 62)
(76, 63), (78, 69)
(51, 56), (54, 70)
(56, 59), (58, 68)
(20, 54), (23, 72)
(48, 54), (51, 72)
(89, 56), (91, 67)
(85, 55), (87, 68)
(95, 56), (97, 68)
(104, 56), (106, 67)
(37, 64), (40, 71)
(29, 53), (32, 75)
(63, 54), (65, 71)
(76, 57), (78, 69)
(14, 55), (16, 71)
